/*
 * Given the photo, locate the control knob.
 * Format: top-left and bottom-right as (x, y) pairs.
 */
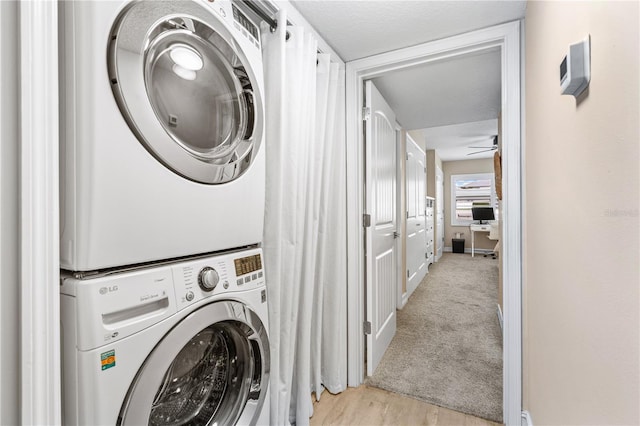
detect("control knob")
(198, 267), (219, 292)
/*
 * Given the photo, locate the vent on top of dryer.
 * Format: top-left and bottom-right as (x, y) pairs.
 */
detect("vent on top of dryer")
(232, 4), (260, 47)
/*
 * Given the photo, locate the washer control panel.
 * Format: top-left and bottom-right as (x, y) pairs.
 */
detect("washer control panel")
(60, 248), (265, 351)
(172, 248), (265, 312)
(233, 252), (263, 286)
(198, 266), (220, 291)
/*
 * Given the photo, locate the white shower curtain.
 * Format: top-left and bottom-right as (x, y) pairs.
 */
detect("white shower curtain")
(261, 10), (347, 426)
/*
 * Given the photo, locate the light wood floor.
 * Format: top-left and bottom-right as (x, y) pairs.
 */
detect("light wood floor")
(309, 386), (502, 426)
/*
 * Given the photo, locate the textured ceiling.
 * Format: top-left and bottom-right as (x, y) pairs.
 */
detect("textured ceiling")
(289, 0), (525, 161)
(371, 48), (501, 130)
(411, 119), (499, 161)
(289, 0), (526, 62)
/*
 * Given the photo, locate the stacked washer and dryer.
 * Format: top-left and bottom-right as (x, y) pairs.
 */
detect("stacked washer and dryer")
(59, 1), (270, 424)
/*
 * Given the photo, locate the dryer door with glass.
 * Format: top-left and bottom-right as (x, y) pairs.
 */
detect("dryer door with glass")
(118, 301), (270, 425)
(108, 1), (263, 184)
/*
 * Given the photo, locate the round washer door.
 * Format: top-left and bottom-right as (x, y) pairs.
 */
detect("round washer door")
(108, 1), (263, 184)
(118, 301), (270, 426)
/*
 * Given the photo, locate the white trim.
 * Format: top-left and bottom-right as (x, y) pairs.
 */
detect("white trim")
(400, 293), (408, 308)
(345, 21), (522, 425)
(396, 129), (405, 311)
(443, 247), (494, 255)
(19, 2), (61, 424)
(0, 2), (20, 423)
(501, 21), (523, 426)
(406, 133), (425, 155)
(521, 411), (534, 426)
(435, 165), (444, 262)
(345, 46), (364, 389)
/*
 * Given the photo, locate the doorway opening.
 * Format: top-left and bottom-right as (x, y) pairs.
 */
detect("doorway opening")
(345, 21), (523, 425)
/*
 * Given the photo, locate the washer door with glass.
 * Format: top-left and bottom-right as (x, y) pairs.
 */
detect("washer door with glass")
(118, 301), (270, 426)
(108, 1), (262, 184)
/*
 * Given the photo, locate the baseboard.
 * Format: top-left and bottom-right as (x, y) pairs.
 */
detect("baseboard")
(497, 304), (504, 332)
(521, 411), (533, 426)
(443, 247), (494, 255)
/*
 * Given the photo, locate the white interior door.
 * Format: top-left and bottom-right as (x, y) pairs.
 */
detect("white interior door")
(436, 166), (444, 261)
(405, 136), (427, 296)
(365, 81), (397, 376)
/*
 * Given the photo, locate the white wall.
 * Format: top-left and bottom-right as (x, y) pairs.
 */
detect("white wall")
(0, 1), (20, 423)
(524, 1), (639, 423)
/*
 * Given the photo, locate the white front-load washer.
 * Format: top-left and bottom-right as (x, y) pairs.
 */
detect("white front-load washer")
(59, 0), (266, 271)
(61, 247), (269, 425)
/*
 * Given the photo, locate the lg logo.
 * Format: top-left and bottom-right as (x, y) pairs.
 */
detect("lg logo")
(99, 285), (118, 295)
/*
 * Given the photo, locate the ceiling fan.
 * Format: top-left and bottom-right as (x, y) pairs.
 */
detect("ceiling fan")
(467, 135), (498, 156)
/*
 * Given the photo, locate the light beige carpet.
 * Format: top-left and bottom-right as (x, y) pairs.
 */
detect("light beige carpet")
(365, 253), (503, 423)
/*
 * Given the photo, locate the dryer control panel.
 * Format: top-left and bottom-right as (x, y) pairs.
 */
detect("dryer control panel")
(204, 0), (261, 50)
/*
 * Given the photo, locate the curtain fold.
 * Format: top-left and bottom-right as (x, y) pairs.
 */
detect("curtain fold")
(261, 11), (347, 426)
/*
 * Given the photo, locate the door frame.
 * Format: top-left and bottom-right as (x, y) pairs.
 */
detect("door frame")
(395, 126), (406, 310)
(435, 165), (444, 262)
(17, 1), (61, 424)
(345, 21), (523, 425)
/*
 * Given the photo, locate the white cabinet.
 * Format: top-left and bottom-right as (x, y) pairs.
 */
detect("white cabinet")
(426, 196), (435, 266)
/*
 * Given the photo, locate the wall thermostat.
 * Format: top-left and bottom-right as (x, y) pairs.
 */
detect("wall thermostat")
(560, 35), (591, 97)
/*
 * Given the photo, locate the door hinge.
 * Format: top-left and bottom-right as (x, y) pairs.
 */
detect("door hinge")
(424, 167), (427, 173)
(364, 321), (372, 335)
(407, 269), (410, 278)
(406, 153), (409, 161)
(393, 231), (400, 239)
(425, 252), (428, 259)
(406, 211), (409, 219)
(362, 107), (371, 121)
(363, 213), (371, 228)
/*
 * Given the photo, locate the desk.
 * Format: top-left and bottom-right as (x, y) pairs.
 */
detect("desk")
(469, 224), (491, 257)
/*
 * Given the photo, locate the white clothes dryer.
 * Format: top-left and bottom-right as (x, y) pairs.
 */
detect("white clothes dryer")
(61, 247), (269, 425)
(59, 0), (265, 271)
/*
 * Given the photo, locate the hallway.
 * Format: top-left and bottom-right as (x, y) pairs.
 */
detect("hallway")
(366, 253), (502, 422)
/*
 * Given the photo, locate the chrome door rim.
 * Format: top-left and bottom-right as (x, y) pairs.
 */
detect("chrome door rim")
(108, 1), (263, 184)
(118, 300), (270, 425)
(144, 28), (248, 160)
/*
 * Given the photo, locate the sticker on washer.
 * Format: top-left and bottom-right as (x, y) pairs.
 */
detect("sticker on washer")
(101, 349), (116, 371)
